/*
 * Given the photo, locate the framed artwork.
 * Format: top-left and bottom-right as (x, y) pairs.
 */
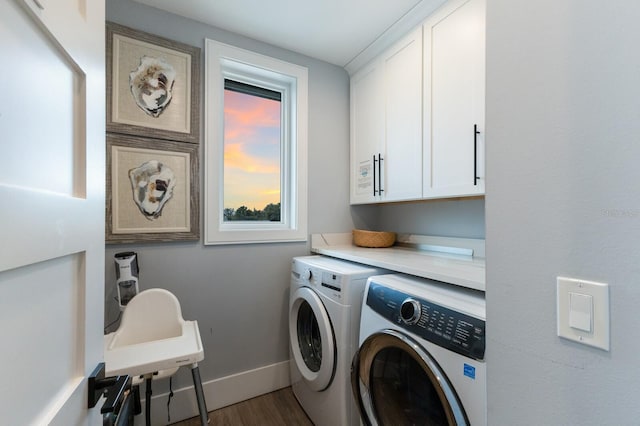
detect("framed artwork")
(106, 134), (199, 243)
(106, 22), (201, 144)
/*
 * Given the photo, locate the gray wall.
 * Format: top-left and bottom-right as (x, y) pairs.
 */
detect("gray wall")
(485, 0), (640, 423)
(105, 0), (487, 399)
(105, 0), (355, 391)
(375, 198), (485, 238)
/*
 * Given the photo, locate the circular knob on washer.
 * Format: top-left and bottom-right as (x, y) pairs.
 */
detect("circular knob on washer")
(304, 269), (313, 280)
(400, 298), (421, 325)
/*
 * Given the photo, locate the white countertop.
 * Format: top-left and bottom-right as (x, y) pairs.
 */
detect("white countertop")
(310, 233), (486, 292)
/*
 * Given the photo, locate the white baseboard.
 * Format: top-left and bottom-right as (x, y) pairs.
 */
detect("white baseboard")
(135, 360), (291, 425)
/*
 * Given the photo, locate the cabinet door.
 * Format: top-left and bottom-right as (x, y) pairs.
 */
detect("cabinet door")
(350, 60), (384, 204)
(423, 0), (485, 198)
(382, 27), (423, 202)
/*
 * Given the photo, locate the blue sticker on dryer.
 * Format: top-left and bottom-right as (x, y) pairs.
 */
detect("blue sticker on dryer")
(464, 363), (476, 379)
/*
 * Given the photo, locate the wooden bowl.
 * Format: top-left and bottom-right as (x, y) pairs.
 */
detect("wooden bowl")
(352, 229), (396, 248)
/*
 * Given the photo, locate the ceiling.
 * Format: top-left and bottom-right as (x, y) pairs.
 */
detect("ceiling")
(132, 0), (441, 67)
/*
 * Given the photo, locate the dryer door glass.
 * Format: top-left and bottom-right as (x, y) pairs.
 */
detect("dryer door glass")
(297, 301), (322, 372)
(371, 347), (447, 424)
(352, 330), (469, 426)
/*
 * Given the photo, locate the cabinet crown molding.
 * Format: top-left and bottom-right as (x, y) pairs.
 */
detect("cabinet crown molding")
(344, 0), (446, 75)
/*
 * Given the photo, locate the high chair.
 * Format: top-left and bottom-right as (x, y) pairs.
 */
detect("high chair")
(104, 288), (209, 425)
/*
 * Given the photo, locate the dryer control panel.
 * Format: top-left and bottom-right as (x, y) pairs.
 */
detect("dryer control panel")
(366, 282), (485, 360)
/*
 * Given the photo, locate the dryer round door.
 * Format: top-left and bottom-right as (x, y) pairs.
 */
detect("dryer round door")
(290, 287), (336, 391)
(351, 329), (469, 426)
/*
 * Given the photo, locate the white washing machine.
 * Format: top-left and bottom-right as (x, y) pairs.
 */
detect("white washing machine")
(352, 274), (486, 426)
(289, 256), (387, 426)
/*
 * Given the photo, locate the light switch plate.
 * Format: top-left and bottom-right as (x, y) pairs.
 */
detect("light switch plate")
(568, 292), (592, 332)
(557, 277), (609, 351)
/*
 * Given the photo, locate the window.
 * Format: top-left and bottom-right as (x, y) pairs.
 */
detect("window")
(223, 79), (282, 222)
(205, 40), (308, 244)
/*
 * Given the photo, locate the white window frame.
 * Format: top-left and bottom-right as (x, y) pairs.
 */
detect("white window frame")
(204, 39), (308, 245)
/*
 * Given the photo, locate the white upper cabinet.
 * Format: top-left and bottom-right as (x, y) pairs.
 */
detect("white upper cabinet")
(350, 28), (423, 204)
(383, 27), (423, 203)
(349, 0), (485, 204)
(423, 0), (486, 198)
(350, 59), (384, 204)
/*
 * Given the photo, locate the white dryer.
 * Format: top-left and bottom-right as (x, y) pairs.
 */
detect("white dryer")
(352, 274), (486, 426)
(289, 256), (387, 426)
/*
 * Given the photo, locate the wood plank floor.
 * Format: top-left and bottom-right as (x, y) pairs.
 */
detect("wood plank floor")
(171, 387), (313, 426)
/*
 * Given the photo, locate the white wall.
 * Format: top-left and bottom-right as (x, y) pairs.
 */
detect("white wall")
(105, 0), (355, 401)
(486, 0), (640, 423)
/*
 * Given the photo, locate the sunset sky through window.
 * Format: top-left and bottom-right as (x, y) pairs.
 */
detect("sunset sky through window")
(223, 88), (281, 210)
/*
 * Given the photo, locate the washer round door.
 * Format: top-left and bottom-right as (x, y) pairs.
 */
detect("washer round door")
(290, 287), (336, 391)
(352, 329), (469, 426)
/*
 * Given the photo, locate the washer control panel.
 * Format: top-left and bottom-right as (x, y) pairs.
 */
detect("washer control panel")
(321, 272), (342, 292)
(367, 282), (485, 360)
